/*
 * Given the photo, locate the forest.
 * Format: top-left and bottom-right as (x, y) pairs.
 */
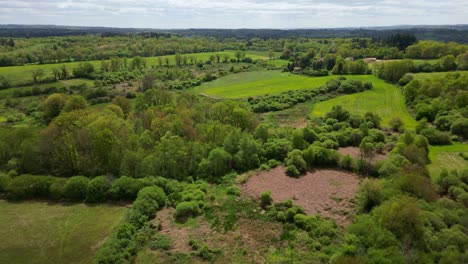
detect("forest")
(0, 27), (467, 264)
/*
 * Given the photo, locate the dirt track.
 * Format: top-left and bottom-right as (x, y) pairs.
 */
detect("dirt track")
(241, 166), (360, 226)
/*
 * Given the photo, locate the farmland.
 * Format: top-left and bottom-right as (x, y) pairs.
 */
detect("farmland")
(0, 201), (126, 264)
(311, 75), (418, 129)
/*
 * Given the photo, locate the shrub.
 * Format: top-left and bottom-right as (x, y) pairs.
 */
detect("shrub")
(339, 154), (356, 171)
(49, 178), (66, 200)
(226, 186), (241, 196)
(0, 173), (11, 193)
(86, 176), (111, 202)
(357, 178), (384, 213)
(137, 186), (166, 208)
(63, 176), (89, 201)
(285, 149), (307, 176)
(420, 128), (451, 145)
(6, 175), (56, 200)
(175, 201), (201, 221)
(397, 174), (438, 202)
(450, 118), (468, 139)
(389, 116), (404, 132)
(260, 191), (272, 208)
(149, 234), (172, 250)
(109, 176), (145, 200)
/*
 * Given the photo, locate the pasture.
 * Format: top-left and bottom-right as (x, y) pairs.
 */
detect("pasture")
(0, 201), (126, 264)
(0, 51), (269, 87)
(193, 71), (337, 98)
(311, 75), (418, 129)
(428, 143), (468, 178)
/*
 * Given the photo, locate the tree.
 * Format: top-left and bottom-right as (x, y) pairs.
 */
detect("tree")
(450, 118), (468, 139)
(389, 116), (404, 132)
(198, 148), (232, 181)
(31, 68), (44, 83)
(63, 95), (87, 112)
(326, 105), (350, 122)
(42, 93), (67, 123)
(112, 96), (131, 116)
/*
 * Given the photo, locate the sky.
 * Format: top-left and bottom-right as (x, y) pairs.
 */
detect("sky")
(0, 0), (467, 29)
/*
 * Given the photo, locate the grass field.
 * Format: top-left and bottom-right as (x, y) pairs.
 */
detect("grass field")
(193, 71), (337, 98)
(0, 201), (126, 264)
(428, 143), (468, 179)
(311, 75), (417, 129)
(409, 71), (468, 80)
(0, 51), (269, 87)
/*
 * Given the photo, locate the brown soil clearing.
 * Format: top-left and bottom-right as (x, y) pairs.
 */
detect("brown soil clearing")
(338, 146), (387, 162)
(241, 166), (360, 226)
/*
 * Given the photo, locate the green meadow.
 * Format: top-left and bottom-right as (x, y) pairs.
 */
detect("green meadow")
(310, 75), (417, 129)
(0, 201), (126, 264)
(428, 143), (468, 179)
(193, 71), (337, 98)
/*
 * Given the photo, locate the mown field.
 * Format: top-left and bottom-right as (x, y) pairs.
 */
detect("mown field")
(311, 75), (418, 129)
(193, 71), (337, 98)
(428, 143), (468, 179)
(0, 51), (272, 87)
(0, 201), (126, 264)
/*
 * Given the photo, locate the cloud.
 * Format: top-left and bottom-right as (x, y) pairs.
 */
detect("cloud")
(0, 0), (466, 28)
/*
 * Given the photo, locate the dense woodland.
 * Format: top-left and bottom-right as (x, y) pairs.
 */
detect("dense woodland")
(0, 28), (467, 264)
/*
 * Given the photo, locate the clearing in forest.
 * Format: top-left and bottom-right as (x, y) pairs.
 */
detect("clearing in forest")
(0, 201), (126, 264)
(241, 166), (360, 226)
(193, 71), (339, 98)
(428, 143), (468, 179)
(311, 75), (417, 129)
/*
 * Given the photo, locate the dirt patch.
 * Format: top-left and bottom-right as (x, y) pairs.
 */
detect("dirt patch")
(150, 207), (281, 263)
(152, 208), (191, 253)
(338, 146), (387, 162)
(241, 166), (360, 226)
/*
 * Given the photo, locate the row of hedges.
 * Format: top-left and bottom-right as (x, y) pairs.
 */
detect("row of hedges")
(249, 77), (372, 113)
(93, 185), (167, 263)
(94, 180), (208, 263)
(0, 174), (178, 202)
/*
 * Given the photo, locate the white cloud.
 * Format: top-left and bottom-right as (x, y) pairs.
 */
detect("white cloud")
(0, 0), (466, 28)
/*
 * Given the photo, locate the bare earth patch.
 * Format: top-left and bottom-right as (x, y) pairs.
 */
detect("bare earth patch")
(241, 166), (360, 226)
(338, 146), (387, 162)
(152, 208), (192, 253)
(149, 207), (281, 263)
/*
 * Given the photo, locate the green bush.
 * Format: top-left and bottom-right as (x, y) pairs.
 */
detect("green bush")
(175, 201), (201, 221)
(0, 173), (11, 193)
(6, 175), (56, 200)
(63, 176), (89, 201)
(49, 178), (66, 200)
(109, 176), (145, 200)
(285, 149), (307, 177)
(226, 186), (241, 196)
(260, 191), (272, 208)
(136, 186), (167, 208)
(86, 176), (111, 202)
(149, 234), (172, 250)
